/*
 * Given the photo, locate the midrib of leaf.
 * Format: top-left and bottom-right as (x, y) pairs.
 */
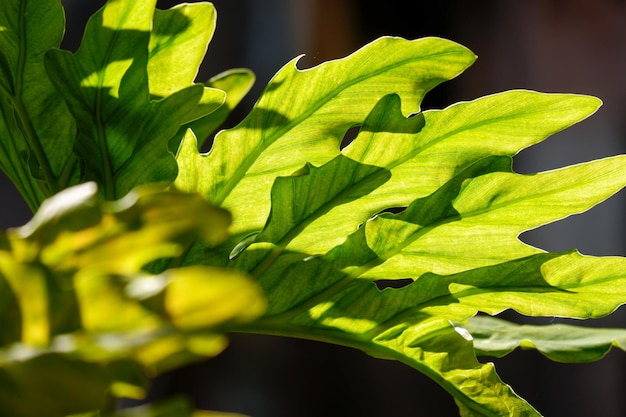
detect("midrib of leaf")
(10, 0), (57, 196)
(232, 318), (506, 417)
(250, 167), (390, 278)
(349, 99), (567, 174)
(213, 49), (463, 205)
(258, 158), (625, 324)
(94, 16), (130, 200)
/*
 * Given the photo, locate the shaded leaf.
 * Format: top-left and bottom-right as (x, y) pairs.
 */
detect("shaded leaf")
(44, 0), (203, 200)
(0, 353), (114, 417)
(464, 315), (626, 363)
(0, 0), (77, 209)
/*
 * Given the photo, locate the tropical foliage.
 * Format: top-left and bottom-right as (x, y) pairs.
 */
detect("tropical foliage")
(0, 0), (625, 416)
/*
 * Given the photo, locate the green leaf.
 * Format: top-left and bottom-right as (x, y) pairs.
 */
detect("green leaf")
(243, 139), (626, 415)
(0, 0), (77, 209)
(43, 0), (203, 200)
(172, 31), (626, 414)
(4, 1), (626, 415)
(175, 36), (477, 234)
(465, 315), (626, 363)
(189, 69), (255, 146)
(149, 3), (225, 131)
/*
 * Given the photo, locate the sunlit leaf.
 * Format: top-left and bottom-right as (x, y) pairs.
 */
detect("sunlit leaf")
(171, 30), (626, 416)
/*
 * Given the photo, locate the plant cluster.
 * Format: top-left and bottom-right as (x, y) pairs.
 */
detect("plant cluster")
(1, 0), (625, 416)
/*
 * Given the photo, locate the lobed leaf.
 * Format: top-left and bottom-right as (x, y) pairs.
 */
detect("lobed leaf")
(173, 32), (626, 415)
(175, 36), (477, 235)
(3, 1), (626, 415)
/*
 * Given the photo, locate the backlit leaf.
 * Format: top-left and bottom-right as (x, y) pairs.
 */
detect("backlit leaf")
(43, 0), (203, 200)
(0, 0), (77, 209)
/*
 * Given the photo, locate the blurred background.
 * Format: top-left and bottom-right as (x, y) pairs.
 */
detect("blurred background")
(2, 0), (625, 415)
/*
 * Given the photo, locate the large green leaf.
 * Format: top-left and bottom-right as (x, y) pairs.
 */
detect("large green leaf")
(0, 0), (77, 209)
(176, 40), (626, 414)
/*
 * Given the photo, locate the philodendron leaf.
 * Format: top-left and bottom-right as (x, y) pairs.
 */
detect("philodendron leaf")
(175, 36), (477, 234)
(0, 0), (77, 209)
(464, 315), (626, 363)
(43, 0), (204, 200)
(0, 184), (265, 416)
(3, 1), (626, 415)
(170, 29), (626, 414)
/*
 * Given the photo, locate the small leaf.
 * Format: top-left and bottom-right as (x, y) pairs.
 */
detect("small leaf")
(464, 315), (626, 363)
(190, 69), (256, 145)
(0, 184), (266, 411)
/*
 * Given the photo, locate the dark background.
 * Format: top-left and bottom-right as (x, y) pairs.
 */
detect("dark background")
(2, 1), (625, 415)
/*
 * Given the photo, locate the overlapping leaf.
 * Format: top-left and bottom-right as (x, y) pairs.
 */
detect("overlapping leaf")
(43, 0), (204, 200)
(464, 315), (626, 363)
(0, 183), (265, 417)
(0, 0), (76, 209)
(179, 40), (626, 416)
